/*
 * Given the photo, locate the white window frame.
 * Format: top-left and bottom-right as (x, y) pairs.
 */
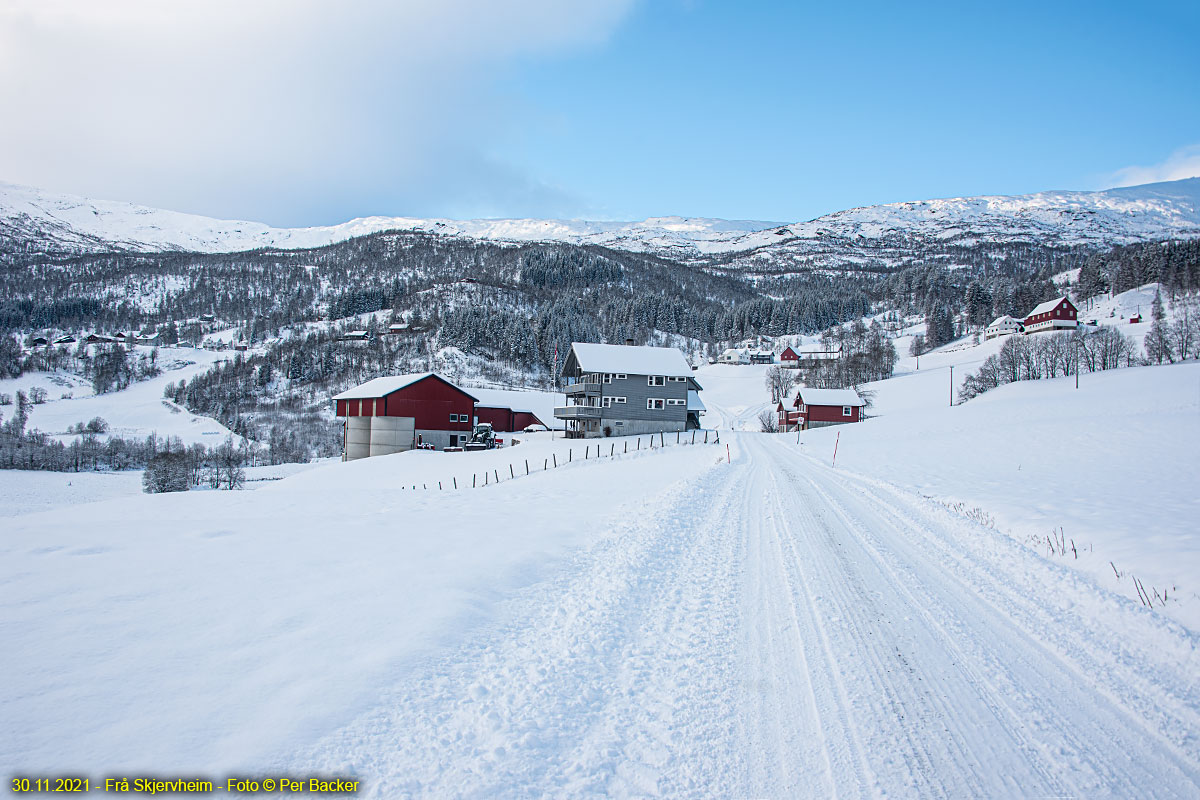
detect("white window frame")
(614, 373), (627, 380)
(842, 406), (852, 417)
(603, 373), (612, 384)
(647, 375), (665, 387)
(614, 396), (626, 404)
(668, 376), (686, 382)
(647, 398), (665, 410)
(602, 396), (614, 407)
(667, 398), (685, 406)
(450, 413), (460, 422)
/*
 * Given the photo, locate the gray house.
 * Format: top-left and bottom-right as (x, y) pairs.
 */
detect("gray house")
(555, 342), (703, 438)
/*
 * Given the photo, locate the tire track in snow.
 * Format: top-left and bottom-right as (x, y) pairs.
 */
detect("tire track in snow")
(755, 433), (1200, 795)
(288, 449), (749, 798)
(801, 462), (1200, 794)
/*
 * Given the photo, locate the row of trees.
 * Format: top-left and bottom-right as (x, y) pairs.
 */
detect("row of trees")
(958, 327), (1139, 402)
(1076, 239), (1200, 299)
(1144, 293), (1200, 365)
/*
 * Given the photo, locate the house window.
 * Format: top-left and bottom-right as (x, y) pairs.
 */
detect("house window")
(603, 373), (613, 384)
(647, 398), (665, 410)
(648, 376), (665, 387)
(450, 413), (460, 422)
(668, 376), (686, 382)
(614, 373), (627, 380)
(667, 399), (685, 405)
(602, 397), (613, 407)
(842, 406), (852, 417)
(614, 396), (626, 404)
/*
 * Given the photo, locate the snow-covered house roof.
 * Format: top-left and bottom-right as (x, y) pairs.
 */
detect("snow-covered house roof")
(687, 390), (705, 412)
(332, 373), (479, 401)
(795, 387), (865, 407)
(566, 343), (693, 377)
(988, 315), (1020, 327)
(1026, 296), (1073, 317)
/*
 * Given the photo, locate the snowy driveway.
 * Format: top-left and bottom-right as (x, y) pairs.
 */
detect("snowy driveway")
(289, 434), (1200, 796)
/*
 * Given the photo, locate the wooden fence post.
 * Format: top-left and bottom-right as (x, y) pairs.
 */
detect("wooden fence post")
(453, 477), (457, 490)
(525, 459), (529, 475)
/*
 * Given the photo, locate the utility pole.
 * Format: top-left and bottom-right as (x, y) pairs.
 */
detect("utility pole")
(949, 365), (954, 406)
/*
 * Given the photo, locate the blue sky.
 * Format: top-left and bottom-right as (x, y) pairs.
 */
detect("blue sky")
(1, 0), (1197, 225)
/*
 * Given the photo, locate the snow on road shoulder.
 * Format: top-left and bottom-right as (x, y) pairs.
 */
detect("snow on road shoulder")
(0, 434), (726, 775)
(794, 360), (1200, 630)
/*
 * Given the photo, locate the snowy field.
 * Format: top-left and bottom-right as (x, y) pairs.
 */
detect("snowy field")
(805, 346), (1200, 629)
(4, 340), (1200, 795)
(1, 346), (240, 446)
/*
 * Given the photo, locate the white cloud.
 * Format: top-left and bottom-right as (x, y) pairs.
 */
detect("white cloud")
(1107, 143), (1200, 188)
(0, 0), (635, 224)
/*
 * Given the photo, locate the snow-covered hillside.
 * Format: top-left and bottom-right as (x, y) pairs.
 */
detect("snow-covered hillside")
(3, 177), (1198, 260)
(1, 346), (242, 447)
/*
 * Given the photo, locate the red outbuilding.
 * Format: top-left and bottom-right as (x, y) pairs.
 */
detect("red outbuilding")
(780, 387), (866, 431)
(779, 346), (799, 364)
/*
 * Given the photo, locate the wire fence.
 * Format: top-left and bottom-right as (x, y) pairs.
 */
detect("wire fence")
(397, 428), (722, 492)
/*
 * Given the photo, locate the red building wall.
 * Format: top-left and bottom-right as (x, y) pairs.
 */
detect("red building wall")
(512, 411), (544, 430)
(780, 347), (798, 362)
(794, 402), (860, 425)
(1025, 299), (1078, 327)
(336, 376), (476, 434)
(382, 377), (475, 432)
(475, 405), (514, 432)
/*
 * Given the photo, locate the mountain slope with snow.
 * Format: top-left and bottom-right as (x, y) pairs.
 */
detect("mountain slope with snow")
(3, 178), (1198, 263)
(0, 181), (777, 258)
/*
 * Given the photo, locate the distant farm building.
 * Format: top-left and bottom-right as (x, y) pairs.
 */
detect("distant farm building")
(985, 315), (1023, 339)
(780, 387), (866, 431)
(749, 350), (774, 364)
(719, 348), (750, 364)
(791, 348), (842, 370)
(779, 347), (799, 365)
(85, 334), (115, 344)
(53, 335), (76, 345)
(335, 330), (370, 343)
(384, 322), (411, 335)
(332, 374), (553, 459)
(1023, 296), (1078, 334)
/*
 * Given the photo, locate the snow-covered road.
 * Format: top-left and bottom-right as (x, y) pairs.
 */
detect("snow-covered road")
(289, 433), (1200, 796)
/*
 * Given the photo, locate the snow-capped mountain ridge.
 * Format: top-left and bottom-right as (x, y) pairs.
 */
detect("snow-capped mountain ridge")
(2, 178), (1199, 261)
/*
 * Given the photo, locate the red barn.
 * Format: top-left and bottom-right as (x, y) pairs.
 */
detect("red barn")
(779, 346), (799, 365)
(1023, 296), (1078, 334)
(333, 372), (479, 459)
(786, 387), (866, 431)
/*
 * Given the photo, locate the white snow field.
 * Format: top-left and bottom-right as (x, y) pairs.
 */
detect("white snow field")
(0, 346), (240, 447)
(4, 369), (1200, 795)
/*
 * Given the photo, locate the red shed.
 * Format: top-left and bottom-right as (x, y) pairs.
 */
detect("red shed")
(474, 404), (515, 432)
(779, 346), (799, 364)
(1022, 296), (1078, 334)
(789, 387), (865, 431)
(512, 410), (545, 430)
(333, 372), (479, 456)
